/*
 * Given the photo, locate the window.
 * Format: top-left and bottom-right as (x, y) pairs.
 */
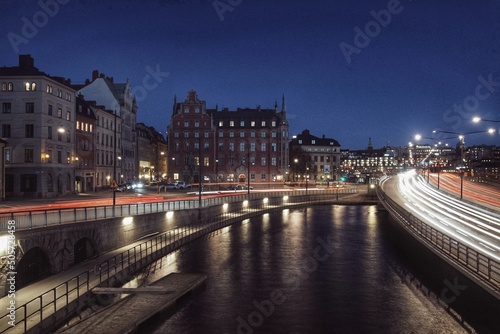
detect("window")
(204, 142), (209, 152)
(67, 152), (71, 164)
(194, 132), (200, 138)
(271, 157), (277, 166)
(240, 132), (245, 138)
(261, 132), (266, 138)
(184, 121), (189, 127)
(271, 143), (277, 152)
(46, 85), (53, 94)
(251, 121), (255, 127)
(250, 143), (256, 151)
(57, 108), (62, 118)
(194, 107), (200, 113)
(229, 131), (234, 137)
(218, 142), (223, 150)
(5, 149), (11, 163)
(2, 103), (11, 114)
(219, 121), (223, 127)
(25, 124), (34, 138)
(184, 132), (189, 138)
(174, 132), (179, 138)
(48, 104), (53, 115)
(205, 132), (209, 138)
(184, 107), (189, 113)
(66, 130), (71, 142)
(312, 140), (316, 144)
(194, 157), (200, 166)
(272, 121), (276, 127)
(229, 143), (235, 151)
(66, 111), (71, 121)
(251, 132), (255, 138)
(2, 124), (11, 138)
(261, 173), (266, 181)
(271, 131), (277, 138)
(240, 121), (245, 127)
(229, 121), (234, 127)
(261, 121), (266, 126)
(76, 121), (80, 130)
(8, 82), (13, 91)
(204, 157), (209, 166)
(194, 142), (200, 151)
(219, 131), (223, 138)
(25, 149), (34, 162)
(261, 143), (266, 151)
(239, 143), (245, 151)
(25, 82), (30, 91)
(194, 121), (199, 127)
(26, 102), (34, 113)
(1, 82), (6, 91)
(47, 126), (52, 139)
(261, 157), (266, 166)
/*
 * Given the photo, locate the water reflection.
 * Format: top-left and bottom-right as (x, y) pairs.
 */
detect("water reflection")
(134, 205), (492, 333)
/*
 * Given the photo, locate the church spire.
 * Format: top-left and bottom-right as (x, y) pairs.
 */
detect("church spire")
(281, 93), (286, 112)
(172, 94), (177, 116)
(367, 137), (373, 151)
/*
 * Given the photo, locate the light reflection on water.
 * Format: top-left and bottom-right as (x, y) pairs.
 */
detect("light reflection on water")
(136, 205), (476, 333)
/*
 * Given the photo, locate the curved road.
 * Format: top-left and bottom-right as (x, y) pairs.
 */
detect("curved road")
(380, 171), (500, 262)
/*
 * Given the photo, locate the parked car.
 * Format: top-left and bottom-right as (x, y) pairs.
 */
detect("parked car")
(176, 181), (192, 189)
(114, 184), (127, 192)
(231, 184), (253, 190)
(164, 182), (179, 190)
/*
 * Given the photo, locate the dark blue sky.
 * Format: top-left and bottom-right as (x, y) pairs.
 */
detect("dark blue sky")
(1, 0), (499, 149)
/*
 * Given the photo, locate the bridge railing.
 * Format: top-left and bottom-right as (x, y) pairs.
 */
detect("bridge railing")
(0, 189), (358, 334)
(0, 188), (356, 232)
(377, 185), (500, 295)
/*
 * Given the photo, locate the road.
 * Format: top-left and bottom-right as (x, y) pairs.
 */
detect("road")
(425, 172), (500, 208)
(380, 171), (500, 262)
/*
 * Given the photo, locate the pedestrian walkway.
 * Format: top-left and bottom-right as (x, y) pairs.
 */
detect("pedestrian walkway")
(0, 235), (161, 334)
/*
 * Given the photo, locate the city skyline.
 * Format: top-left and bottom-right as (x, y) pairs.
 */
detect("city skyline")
(1, 0), (499, 149)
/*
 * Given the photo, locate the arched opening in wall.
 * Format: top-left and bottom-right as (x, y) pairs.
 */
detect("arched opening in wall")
(67, 173), (71, 193)
(57, 174), (63, 194)
(238, 173), (246, 183)
(74, 237), (97, 265)
(47, 173), (54, 193)
(16, 247), (51, 289)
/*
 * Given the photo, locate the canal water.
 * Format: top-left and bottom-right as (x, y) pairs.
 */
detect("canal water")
(129, 205), (499, 333)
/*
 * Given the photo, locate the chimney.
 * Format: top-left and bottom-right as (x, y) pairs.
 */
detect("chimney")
(19, 54), (34, 68)
(92, 70), (99, 81)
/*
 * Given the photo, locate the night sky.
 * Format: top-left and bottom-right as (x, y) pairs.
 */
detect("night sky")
(1, 0), (499, 149)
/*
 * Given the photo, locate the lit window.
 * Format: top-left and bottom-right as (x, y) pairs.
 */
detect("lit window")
(240, 121), (244, 126)
(219, 121), (223, 127)
(251, 121), (255, 127)
(261, 121), (266, 126)
(230, 121), (234, 127)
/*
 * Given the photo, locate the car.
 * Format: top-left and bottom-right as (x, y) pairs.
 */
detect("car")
(231, 184), (253, 190)
(176, 181), (192, 189)
(164, 182), (179, 190)
(114, 184), (127, 192)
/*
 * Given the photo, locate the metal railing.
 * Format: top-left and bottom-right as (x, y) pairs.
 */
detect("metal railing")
(0, 189), (358, 333)
(0, 188), (357, 232)
(377, 185), (500, 296)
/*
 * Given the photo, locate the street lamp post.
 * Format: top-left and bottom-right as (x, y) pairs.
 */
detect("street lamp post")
(305, 166), (309, 194)
(460, 171), (464, 200)
(247, 150), (251, 196)
(112, 111), (117, 216)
